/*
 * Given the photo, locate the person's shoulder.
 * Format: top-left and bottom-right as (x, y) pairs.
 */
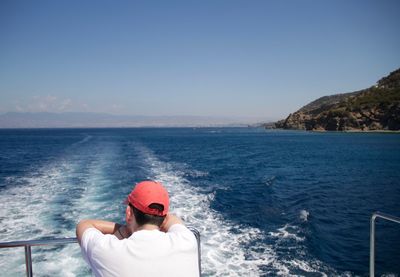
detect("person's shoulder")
(82, 227), (102, 240)
(168, 223), (191, 233)
(168, 224), (197, 243)
(82, 228), (118, 249)
(167, 224), (198, 256)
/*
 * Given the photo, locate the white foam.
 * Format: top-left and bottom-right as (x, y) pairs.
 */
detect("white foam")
(0, 160), (84, 276)
(0, 162), (73, 239)
(300, 209), (310, 222)
(0, 141), (118, 276)
(268, 224), (305, 242)
(71, 135), (92, 146)
(266, 223), (346, 276)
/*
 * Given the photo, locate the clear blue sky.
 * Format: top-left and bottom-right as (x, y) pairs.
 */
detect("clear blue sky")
(1, 0), (399, 120)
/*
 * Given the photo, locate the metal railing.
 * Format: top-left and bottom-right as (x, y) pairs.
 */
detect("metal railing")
(190, 227), (202, 276)
(0, 228), (201, 277)
(0, 237), (77, 276)
(370, 212), (400, 277)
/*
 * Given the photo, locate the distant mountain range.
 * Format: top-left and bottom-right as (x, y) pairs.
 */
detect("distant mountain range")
(269, 68), (400, 131)
(0, 112), (263, 128)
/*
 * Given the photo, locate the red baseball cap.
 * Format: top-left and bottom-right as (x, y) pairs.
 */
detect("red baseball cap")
(126, 181), (169, 216)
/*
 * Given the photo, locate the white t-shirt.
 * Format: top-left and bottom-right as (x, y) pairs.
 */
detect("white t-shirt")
(80, 224), (199, 277)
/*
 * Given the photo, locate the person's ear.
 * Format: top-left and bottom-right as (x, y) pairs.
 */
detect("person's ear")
(126, 205), (133, 223)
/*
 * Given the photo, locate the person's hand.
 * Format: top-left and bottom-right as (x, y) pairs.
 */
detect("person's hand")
(113, 224), (131, 240)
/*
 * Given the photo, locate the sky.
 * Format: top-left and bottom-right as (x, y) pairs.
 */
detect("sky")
(0, 0), (399, 120)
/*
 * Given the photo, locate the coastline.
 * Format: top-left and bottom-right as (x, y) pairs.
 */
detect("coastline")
(266, 127), (400, 133)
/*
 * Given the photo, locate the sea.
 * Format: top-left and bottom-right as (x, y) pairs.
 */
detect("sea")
(0, 128), (399, 277)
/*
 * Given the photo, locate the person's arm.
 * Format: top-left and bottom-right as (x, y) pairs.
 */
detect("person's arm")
(160, 214), (184, 232)
(76, 219), (126, 244)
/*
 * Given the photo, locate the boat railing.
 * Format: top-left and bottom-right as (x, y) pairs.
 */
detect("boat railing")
(0, 227), (201, 277)
(370, 211), (400, 277)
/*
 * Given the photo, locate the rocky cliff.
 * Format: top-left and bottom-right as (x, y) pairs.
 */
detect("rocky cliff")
(273, 68), (400, 131)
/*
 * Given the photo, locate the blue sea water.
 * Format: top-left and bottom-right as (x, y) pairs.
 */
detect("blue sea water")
(0, 128), (399, 276)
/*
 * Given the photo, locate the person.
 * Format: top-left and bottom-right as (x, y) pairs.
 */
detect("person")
(76, 180), (199, 277)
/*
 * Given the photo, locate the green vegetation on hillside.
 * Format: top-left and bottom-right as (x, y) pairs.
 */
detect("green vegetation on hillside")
(272, 68), (400, 131)
(342, 87), (400, 110)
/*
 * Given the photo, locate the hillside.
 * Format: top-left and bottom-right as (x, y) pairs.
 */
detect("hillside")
(273, 68), (400, 131)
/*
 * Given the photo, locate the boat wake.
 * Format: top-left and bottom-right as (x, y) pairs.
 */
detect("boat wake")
(134, 144), (343, 276)
(0, 138), (353, 277)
